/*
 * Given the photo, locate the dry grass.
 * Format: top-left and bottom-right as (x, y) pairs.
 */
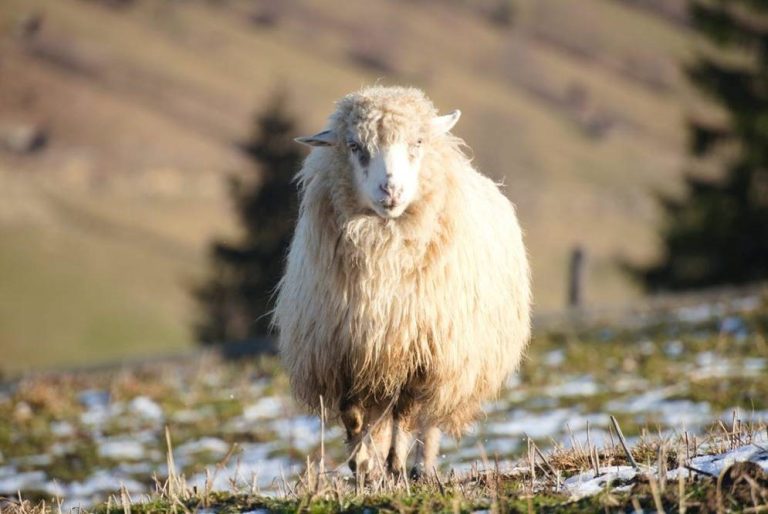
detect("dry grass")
(2, 418), (766, 513)
(1, 288), (766, 511)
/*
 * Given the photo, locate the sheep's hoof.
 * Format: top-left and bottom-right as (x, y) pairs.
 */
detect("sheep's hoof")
(352, 456), (384, 485)
(349, 442), (376, 481)
(341, 405), (364, 437)
(409, 464), (427, 482)
(353, 469), (366, 493)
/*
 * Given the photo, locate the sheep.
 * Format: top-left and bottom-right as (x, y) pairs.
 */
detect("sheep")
(273, 85), (531, 479)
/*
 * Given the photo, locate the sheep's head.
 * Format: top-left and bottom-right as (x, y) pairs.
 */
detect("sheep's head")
(296, 87), (460, 219)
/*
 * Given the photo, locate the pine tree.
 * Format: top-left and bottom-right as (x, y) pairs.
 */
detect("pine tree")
(637, 0), (768, 290)
(194, 95), (302, 344)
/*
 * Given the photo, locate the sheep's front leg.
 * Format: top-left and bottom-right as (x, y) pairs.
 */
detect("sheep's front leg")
(387, 391), (417, 478)
(387, 417), (412, 478)
(410, 425), (441, 480)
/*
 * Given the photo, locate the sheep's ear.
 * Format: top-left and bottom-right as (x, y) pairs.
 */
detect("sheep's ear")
(432, 110), (461, 134)
(295, 130), (337, 147)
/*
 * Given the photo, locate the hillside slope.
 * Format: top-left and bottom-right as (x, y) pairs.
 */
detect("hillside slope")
(0, 0), (693, 370)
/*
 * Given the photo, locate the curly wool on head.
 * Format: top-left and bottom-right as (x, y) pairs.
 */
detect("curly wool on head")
(273, 85), (531, 446)
(331, 87), (437, 149)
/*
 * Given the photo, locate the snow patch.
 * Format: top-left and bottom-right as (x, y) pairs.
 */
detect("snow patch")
(98, 438), (146, 460)
(562, 428), (612, 449)
(188, 443), (293, 491)
(488, 409), (575, 439)
(543, 349), (565, 367)
(129, 396), (164, 422)
(243, 397), (283, 421)
(175, 437), (230, 459)
(46, 469), (145, 500)
(605, 388), (711, 427)
(544, 376), (599, 398)
(78, 389), (110, 409)
(563, 437), (768, 500)
(683, 442), (768, 477)
(50, 420), (76, 438)
(271, 416), (321, 453)
(563, 466), (637, 499)
(0, 470), (47, 494)
(676, 304), (719, 324)
(664, 340), (684, 357)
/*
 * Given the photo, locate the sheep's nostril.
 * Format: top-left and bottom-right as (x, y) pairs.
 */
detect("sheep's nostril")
(380, 183), (393, 196)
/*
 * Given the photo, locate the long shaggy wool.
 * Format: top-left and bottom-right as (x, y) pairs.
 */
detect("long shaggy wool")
(273, 86), (531, 435)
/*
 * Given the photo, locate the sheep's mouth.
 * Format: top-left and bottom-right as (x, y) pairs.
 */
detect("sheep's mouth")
(380, 198), (400, 210)
(374, 202), (407, 219)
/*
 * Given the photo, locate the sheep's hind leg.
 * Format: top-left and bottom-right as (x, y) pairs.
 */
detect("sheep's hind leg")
(410, 425), (441, 480)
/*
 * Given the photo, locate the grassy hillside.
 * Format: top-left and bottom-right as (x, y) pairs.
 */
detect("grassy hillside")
(0, 0), (694, 370)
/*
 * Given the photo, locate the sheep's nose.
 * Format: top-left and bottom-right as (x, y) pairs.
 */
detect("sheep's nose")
(379, 183), (401, 199)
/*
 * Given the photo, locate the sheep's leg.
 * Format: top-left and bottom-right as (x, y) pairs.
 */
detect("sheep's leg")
(352, 404), (392, 481)
(387, 418), (412, 478)
(387, 391), (417, 478)
(410, 425), (441, 480)
(421, 425), (441, 472)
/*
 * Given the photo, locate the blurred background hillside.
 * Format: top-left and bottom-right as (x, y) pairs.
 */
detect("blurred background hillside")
(0, 0), (699, 371)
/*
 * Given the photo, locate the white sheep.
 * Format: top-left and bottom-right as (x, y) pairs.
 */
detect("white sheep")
(273, 85), (531, 479)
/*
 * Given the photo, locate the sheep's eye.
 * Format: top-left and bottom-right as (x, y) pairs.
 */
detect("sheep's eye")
(409, 139), (423, 159)
(347, 141), (360, 153)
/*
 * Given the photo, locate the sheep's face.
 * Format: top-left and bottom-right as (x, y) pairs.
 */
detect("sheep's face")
(346, 138), (420, 219)
(297, 109), (461, 220)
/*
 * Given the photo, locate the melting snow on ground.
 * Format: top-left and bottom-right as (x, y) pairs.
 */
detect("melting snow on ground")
(564, 435), (768, 500)
(564, 466), (638, 499)
(98, 437), (146, 460)
(187, 443), (296, 492)
(243, 397), (284, 421)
